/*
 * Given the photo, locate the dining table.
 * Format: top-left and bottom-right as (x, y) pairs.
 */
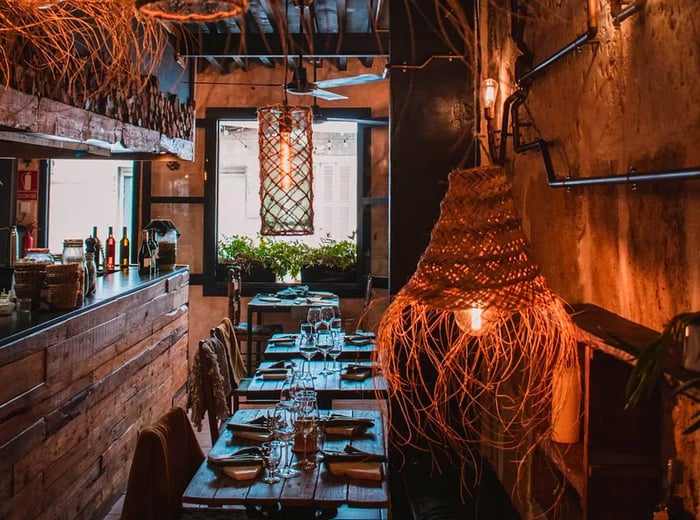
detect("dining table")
(245, 290), (340, 372)
(263, 332), (376, 362)
(234, 360), (387, 410)
(182, 408), (390, 519)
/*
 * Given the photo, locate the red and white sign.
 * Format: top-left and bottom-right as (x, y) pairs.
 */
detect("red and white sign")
(17, 170), (38, 201)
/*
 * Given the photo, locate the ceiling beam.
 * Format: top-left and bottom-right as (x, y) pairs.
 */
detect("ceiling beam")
(181, 32), (389, 58)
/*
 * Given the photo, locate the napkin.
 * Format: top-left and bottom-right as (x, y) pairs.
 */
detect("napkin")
(276, 286), (309, 299)
(339, 364), (378, 381)
(344, 335), (373, 346)
(255, 368), (289, 380)
(226, 422), (273, 441)
(322, 446), (387, 481)
(208, 447), (264, 480)
(267, 360), (297, 369)
(268, 336), (297, 346)
(321, 415), (374, 436)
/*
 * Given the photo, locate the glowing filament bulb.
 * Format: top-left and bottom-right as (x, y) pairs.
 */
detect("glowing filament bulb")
(278, 114), (293, 191)
(470, 307), (482, 330)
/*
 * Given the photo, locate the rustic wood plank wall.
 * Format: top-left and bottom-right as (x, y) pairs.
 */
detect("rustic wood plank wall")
(0, 270), (190, 520)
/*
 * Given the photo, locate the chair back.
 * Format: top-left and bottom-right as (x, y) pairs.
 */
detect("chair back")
(227, 265), (242, 326)
(121, 407), (205, 520)
(364, 273), (374, 309)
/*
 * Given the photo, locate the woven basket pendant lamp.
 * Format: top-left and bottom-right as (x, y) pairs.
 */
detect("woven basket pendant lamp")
(135, 0), (248, 22)
(257, 104), (314, 235)
(376, 165), (580, 466)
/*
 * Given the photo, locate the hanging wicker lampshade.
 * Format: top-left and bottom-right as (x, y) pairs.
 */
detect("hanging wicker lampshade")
(135, 0), (248, 22)
(257, 104), (314, 236)
(376, 165), (580, 473)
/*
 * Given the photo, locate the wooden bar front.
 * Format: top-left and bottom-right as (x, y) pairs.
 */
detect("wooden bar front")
(0, 267), (190, 520)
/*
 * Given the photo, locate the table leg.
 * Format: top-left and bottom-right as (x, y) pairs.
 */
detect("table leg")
(247, 305), (254, 374)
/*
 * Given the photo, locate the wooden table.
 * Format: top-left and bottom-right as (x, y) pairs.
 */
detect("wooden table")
(182, 408), (390, 519)
(234, 360), (386, 410)
(245, 292), (340, 372)
(264, 333), (376, 362)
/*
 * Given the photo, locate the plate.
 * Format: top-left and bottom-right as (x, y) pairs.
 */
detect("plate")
(258, 296), (281, 302)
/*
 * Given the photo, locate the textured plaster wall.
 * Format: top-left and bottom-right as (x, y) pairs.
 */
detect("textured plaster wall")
(481, 0), (700, 514)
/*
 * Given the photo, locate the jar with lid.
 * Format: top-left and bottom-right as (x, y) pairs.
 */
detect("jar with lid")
(24, 248), (54, 264)
(62, 239), (88, 300)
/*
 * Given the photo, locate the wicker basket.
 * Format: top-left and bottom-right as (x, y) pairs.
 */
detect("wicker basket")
(47, 281), (81, 311)
(46, 263), (81, 284)
(13, 262), (49, 309)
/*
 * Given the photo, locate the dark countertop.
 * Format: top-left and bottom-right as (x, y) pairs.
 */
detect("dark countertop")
(0, 266), (189, 349)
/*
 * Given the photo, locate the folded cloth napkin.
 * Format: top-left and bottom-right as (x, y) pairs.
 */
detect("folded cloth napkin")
(321, 415), (374, 436)
(344, 335), (373, 346)
(340, 364), (378, 382)
(322, 446), (387, 481)
(268, 335), (298, 345)
(276, 285), (309, 299)
(226, 422), (273, 441)
(255, 368), (289, 380)
(267, 360), (297, 369)
(208, 447), (263, 481)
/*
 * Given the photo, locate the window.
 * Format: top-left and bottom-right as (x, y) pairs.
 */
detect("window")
(47, 159), (134, 255)
(202, 107), (385, 297)
(217, 119), (357, 246)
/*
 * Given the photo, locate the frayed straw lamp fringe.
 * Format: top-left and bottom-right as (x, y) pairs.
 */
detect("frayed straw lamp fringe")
(376, 165), (580, 468)
(135, 0), (249, 22)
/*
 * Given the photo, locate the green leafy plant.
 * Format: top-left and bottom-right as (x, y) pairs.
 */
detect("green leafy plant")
(611, 312), (700, 430)
(218, 234), (256, 266)
(301, 233), (357, 271)
(257, 237), (305, 280)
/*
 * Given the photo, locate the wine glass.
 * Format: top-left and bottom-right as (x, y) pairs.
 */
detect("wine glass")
(307, 307), (321, 331)
(261, 441), (283, 483)
(319, 306), (336, 329)
(273, 404), (300, 479)
(294, 390), (319, 470)
(328, 334), (344, 373)
(298, 322), (318, 378)
(316, 329), (334, 376)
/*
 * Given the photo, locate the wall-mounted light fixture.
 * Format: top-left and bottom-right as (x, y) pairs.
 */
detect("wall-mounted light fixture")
(482, 77), (505, 163)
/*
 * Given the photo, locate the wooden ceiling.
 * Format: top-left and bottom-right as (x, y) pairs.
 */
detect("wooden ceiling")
(172, 0), (390, 73)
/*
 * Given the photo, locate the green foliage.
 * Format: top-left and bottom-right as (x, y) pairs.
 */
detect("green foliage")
(615, 312), (700, 433)
(300, 233), (357, 271)
(218, 233), (357, 279)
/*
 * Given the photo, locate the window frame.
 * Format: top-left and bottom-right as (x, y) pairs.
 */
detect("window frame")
(202, 107), (380, 297)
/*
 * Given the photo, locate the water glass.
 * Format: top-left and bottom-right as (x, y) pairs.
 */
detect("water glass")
(328, 335), (344, 372)
(316, 329), (334, 375)
(261, 441), (283, 483)
(273, 404), (300, 479)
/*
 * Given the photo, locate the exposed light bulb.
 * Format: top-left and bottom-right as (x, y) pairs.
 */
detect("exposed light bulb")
(481, 78), (499, 119)
(454, 306), (490, 335)
(278, 116), (293, 191)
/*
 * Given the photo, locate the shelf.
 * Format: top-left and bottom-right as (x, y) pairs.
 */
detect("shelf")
(539, 438), (585, 497)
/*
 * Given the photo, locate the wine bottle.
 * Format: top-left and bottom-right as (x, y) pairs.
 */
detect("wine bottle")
(138, 229), (152, 275)
(92, 226), (103, 273)
(120, 226), (130, 270)
(105, 226), (116, 271)
(147, 228), (159, 274)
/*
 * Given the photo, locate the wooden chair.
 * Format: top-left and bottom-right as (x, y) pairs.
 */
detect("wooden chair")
(227, 265), (283, 369)
(121, 407), (248, 520)
(196, 337), (230, 444)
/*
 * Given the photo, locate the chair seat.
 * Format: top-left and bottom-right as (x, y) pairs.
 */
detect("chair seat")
(234, 322), (284, 338)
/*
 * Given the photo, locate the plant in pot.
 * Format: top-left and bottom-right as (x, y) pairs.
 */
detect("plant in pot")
(217, 234), (275, 282)
(257, 237), (305, 282)
(300, 234), (357, 283)
(610, 311), (700, 433)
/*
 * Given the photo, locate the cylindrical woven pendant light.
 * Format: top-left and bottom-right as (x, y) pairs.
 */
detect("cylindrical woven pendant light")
(376, 165), (580, 472)
(257, 104), (314, 236)
(135, 0), (248, 22)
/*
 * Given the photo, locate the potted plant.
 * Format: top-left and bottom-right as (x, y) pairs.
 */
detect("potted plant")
(300, 234), (357, 283)
(256, 237), (305, 282)
(217, 234), (276, 282)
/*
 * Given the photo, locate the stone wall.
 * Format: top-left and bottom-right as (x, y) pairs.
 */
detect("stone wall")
(480, 0), (700, 515)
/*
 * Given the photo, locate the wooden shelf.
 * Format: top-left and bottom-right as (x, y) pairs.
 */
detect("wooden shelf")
(0, 87), (193, 160)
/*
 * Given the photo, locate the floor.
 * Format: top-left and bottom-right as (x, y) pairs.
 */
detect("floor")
(101, 401), (389, 520)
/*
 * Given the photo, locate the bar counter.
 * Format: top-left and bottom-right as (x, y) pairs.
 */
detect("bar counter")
(0, 266), (191, 520)
(0, 266), (189, 348)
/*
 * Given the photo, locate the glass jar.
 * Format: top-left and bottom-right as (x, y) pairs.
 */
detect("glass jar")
(24, 248), (54, 264)
(62, 239), (88, 300)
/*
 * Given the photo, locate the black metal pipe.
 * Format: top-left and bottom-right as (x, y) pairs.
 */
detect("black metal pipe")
(516, 29), (596, 86)
(613, 0), (645, 25)
(492, 90), (525, 165)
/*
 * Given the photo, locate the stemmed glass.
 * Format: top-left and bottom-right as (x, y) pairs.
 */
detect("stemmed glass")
(298, 322), (318, 378)
(307, 307), (322, 331)
(316, 328), (334, 375)
(328, 334), (344, 373)
(319, 306), (336, 329)
(293, 390), (319, 470)
(261, 441), (283, 483)
(272, 404), (300, 478)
